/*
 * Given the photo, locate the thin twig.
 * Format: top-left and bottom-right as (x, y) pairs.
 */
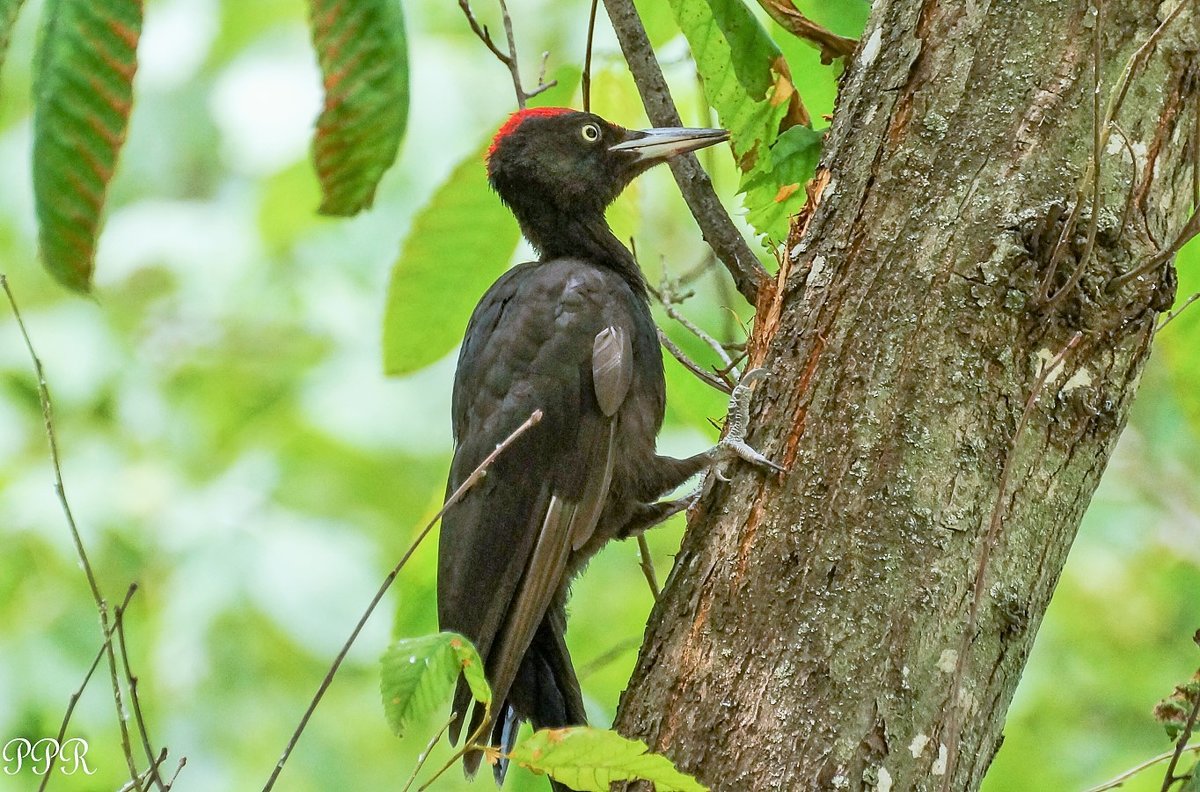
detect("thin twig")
(656, 328), (733, 394)
(262, 410), (544, 791)
(636, 534), (660, 597)
(163, 757), (187, 791)
(1103, 0), (1194, 287)
(582, 0), (600, 112)
(115, 588), (169, 791)
(601, 0), (768, 304)
(1083, 744), (1200, 792)
(1029, 0), (1189, 300)
(1117, 207), (1200, 286)
(658, 267), (736, 374)
(116, 754), (170, 792)
(1041, 0), (1104, 309)
(3, 274), (149, 787)
(417, 700), (493, 792)
(37, 584), (138, 792)
(940, 332), (1084, 790)
(402, 713), (457, 792)
(457, 0), (556, 109)
(1156, 292), (1200, 334)
(579, 637), (643, 680)
(1162, 693), (1200, 791)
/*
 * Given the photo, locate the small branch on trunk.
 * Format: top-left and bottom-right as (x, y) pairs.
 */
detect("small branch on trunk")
(1115, 206), (1200, 286)
(457, 0), (556, 108)
(1156, 292), (1200, 334)
(601, 0), (768, 304)
(636, 535), (660, 598)
(754, 0), (857, 64)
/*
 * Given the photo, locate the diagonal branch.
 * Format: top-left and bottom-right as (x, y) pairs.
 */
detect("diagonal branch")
(4, 273), (170, 790)
(262, 409), (544, 791)
(601, 0), (769, 305)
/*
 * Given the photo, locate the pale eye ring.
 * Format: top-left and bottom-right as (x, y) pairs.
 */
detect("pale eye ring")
(581, 123), (601, 142)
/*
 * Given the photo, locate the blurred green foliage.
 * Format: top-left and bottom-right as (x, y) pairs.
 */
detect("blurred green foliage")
(0, 0), (1196, 791)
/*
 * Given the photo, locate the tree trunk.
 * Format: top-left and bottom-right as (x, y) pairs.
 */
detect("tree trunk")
(616, 1), (1199, 790)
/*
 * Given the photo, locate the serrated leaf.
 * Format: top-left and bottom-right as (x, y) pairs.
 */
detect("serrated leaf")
(740, 124), (822, 242)
(668, 0), (793, 169)
(0, 0), (27, 79)
(382, 66), (579, 376)
(308, 0), (408, 215)
(32, 0), (142, 292)
(510, 727), (708, 792)
(381, 632), (491, 738)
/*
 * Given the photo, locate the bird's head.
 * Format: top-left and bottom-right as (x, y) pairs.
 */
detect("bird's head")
(485, 108), (728, 219)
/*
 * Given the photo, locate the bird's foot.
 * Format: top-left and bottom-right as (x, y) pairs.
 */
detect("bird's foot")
(711, 368), (784, 480)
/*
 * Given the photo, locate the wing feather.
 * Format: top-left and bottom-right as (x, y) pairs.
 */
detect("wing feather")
(438, 260), (637, 754)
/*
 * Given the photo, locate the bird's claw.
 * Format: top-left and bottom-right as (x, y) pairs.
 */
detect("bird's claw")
(711, 367), (785, 475)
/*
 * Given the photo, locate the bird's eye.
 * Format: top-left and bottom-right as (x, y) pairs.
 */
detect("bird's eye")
(581, 123), (601, 142)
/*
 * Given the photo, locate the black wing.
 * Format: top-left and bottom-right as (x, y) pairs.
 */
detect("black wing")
(437, 259), (637, 756)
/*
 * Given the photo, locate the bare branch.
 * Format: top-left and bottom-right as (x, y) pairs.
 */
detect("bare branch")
(457, 0), (556, 109)
(115, 591), (170, 791)
(1040, 1), (1104, 309)
(657, 267), (736, 374)
(582, 0), (601, 112)
(36, 584), (138, 792)
(1156, 292), (1200, 334)
(1116, 206), (1200, 286)
(262, 409), (544, 791)
(754, 0), (857, 64)
(1083, 743), (1200, 792)
(601, 0), (769, 304)
(657, 328), (733, 394)
(402, 713), (457, 792)
(636, 535), (660, 598)
(2, 274), (164, 789)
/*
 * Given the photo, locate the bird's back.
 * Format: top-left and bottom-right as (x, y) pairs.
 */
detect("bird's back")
(437, 257), (663, 778)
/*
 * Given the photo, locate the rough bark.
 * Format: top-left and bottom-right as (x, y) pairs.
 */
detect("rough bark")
(616, 1), (1200, 790)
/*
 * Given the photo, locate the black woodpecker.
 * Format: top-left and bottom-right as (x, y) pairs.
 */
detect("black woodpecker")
(437, 107), (776, 788)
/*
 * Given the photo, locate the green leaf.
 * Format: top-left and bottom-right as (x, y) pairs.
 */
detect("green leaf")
(668, 0), (794, 169)
(381, 140), (521, 375)
(382, 66), (579, 376)
(380, 632), (491, 738)
(1180, 764), (1200, 792)
(740, 124), (822, 242)
(447, 633), (491, 705)
(510, 727), (708, 792)
(32, 0), (142, 292)
(0, 0), (27, 79)
(308, 0), (409, 215)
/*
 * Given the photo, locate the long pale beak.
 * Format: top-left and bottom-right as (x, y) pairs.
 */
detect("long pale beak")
(609, 127), (729, 162)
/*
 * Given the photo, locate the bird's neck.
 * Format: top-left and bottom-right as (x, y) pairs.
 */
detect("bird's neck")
(515, 205), (647, 295)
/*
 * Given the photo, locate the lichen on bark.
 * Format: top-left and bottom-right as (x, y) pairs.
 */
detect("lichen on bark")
(615, 1), (1200, 790)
